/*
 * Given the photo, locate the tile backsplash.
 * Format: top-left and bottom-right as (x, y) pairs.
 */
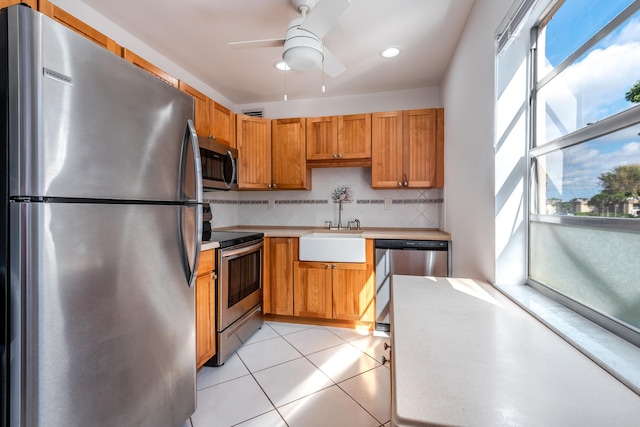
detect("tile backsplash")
(204, 168), (443, 229)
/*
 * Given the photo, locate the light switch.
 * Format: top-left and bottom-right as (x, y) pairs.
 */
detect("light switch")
(384, 199), (392, 210)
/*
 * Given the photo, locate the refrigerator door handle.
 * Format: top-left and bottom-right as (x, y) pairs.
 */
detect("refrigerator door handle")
(183, 120), (202, 287)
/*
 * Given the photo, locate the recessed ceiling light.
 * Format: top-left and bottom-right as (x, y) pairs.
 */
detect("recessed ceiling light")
(380, 47), (401, 58)
(274, 60), (291, 71)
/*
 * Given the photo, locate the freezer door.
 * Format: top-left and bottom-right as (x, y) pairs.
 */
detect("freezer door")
(9, 202), (197, 426)
(6, 6), (194, 201)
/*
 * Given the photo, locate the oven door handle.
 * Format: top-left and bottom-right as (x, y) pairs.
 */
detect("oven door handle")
(221, 240), (263, 260)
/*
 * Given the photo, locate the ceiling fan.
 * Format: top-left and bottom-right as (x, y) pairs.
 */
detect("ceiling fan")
(229, 0), (350, 77)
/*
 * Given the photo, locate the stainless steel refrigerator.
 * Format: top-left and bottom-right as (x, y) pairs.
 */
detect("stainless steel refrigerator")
(1, 5), (202, 426)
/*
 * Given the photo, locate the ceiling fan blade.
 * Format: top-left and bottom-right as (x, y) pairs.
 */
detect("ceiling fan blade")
(300, 0), (350, 40)
(228, 38), (285, 49)
(322, 46), (345, 77)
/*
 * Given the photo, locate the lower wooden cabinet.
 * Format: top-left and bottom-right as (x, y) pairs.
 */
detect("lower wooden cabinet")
(292, 239), (375, 322)
(196, 249), (216, 369)
(293, 261), (334, 318)
(263, 237), (298, 315)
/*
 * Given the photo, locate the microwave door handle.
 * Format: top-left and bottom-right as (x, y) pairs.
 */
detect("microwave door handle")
(182, 120), (202, 287)
(227, 150), (236, 189)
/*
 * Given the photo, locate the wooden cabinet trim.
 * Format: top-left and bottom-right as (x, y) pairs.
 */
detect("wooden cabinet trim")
(123, 48), (178, 87)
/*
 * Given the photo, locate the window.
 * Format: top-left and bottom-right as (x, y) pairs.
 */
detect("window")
(529, 0), (640, 341)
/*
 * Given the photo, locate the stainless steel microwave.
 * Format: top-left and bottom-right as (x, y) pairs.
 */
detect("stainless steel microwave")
(198, 136), (238, 191)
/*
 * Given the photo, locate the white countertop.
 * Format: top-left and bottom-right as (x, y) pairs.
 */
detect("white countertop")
(390, 276), (640, 426)
(201, 240), (220, 251)
(213, 226), (451, 241)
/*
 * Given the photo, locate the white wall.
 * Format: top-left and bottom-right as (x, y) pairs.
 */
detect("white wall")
(205, 169), (443, 230)
(50, 0), (234, 106)
(237, 86), (441, 118)
(441, 0), (515, 282)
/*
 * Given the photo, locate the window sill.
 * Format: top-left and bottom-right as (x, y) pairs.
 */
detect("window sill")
(494, 282), (640, 396)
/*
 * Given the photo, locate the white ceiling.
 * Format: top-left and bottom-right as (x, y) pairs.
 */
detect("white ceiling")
(79, 0), (475, 105)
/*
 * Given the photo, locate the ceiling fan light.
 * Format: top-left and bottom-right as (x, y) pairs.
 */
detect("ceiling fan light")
(283, 46), (323, 72)
(274, 60), (291, 71)
(380, 47), (401, 58)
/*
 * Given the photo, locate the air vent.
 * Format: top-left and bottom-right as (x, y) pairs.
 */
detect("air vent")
(241, 109), (264, 117)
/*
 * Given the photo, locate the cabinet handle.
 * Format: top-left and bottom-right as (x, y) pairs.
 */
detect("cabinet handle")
(338, 153), (343, 158)
(397, 182), (402, 187)
(382, 355), (391, 365)
(272, 183), (277, 189)
(325, 264), (330, 269)
(286, 239), (291, 244)
(332, 153), (337, 158)
(384, 342), (391, 350)
(403, 181), (408, 187)
(211, 272), (217, 280)
(332, 264), (337, 269)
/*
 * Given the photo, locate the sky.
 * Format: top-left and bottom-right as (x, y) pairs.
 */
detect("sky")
(539, 0), (640, 201)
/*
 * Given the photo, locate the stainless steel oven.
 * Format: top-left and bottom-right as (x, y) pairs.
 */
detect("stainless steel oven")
(205, 232), (264, 366)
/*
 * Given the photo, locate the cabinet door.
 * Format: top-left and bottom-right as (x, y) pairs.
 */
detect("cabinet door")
(435, 108), (445, 188)
(403, 109), (437, 188)
(265, 237), (297, 315)
(306, 116), (338, 160)
(39, 0), (122, 55)
(123, 48), (178, 87)
(331, 263), (368, 321)
(236, 114), (271, 189)
(195, 272), (215, 368)
(179, 81), (209, 136)
(271, 118), (310, 190)
(293, 261), (333, 319)
(371, 111), (404, 188)
(332, 240), (375, 321)
(209, 101), (235, 148)
(338, 114), (371, 160)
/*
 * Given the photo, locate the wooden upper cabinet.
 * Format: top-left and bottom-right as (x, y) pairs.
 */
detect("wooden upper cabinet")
(306, 116), (338, 161)
(306, 114), (371, 166)
(123, 49), (178, 87)
(178, 81), (209, 136)
(271, 118), (310, 190)
(208, 101), (235, 148)
(236, 114), (271, 189)
(372, 108), (443, 189)
(371, 111), (404, 188)
(435, 108), (445, 188)
(38, 0), (122, 56)
(403, 109), (437, 188)
(338, 114), (371, 159)
(1, 0), (36, 9)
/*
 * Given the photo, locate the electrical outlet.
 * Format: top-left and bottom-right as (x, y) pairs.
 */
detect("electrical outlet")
(384, 199), (392, 210)
(268, 200), (275, 210)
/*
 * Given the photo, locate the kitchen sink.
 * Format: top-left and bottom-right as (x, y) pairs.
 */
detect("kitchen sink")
(299, 231), (366, 263)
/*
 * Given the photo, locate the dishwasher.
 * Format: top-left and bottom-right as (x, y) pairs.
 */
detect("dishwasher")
(375, 239), (451, 331)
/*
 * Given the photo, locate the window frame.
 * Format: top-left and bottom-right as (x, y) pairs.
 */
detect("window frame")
(527, 0), (640, 347)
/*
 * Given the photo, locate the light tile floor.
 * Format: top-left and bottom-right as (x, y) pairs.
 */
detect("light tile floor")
(184, 321), (392, 427)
